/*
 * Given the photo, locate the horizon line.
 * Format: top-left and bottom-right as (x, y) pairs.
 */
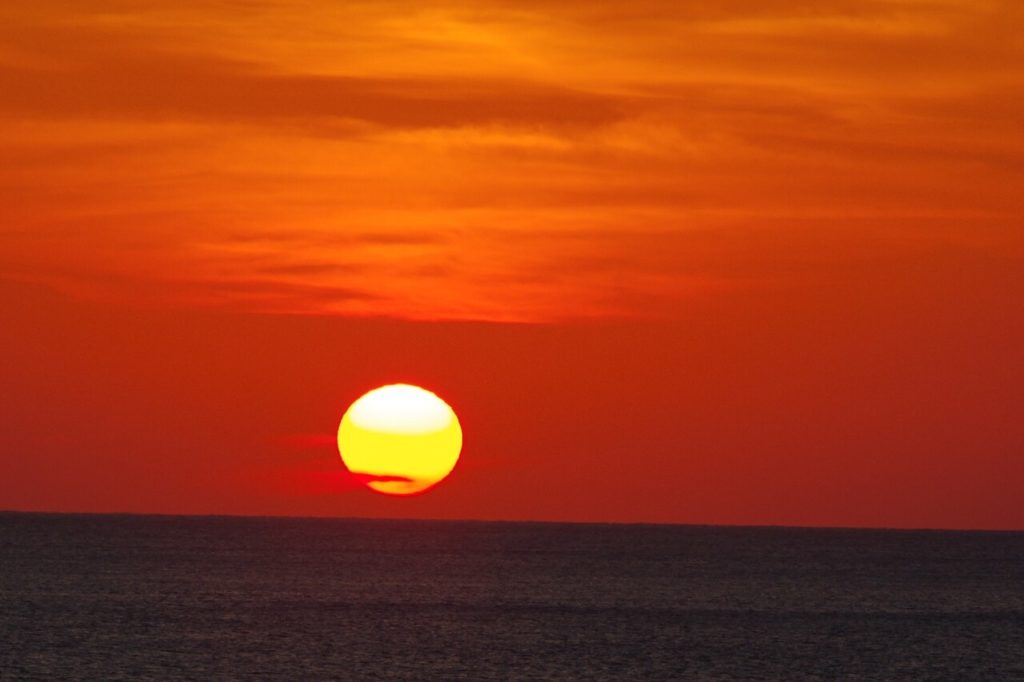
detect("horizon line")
(1, 508), (1021, 535)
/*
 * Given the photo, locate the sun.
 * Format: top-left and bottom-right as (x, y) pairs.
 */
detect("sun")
(337, 384), (462, 495)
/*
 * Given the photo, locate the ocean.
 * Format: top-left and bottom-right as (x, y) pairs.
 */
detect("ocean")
(1, 513), (1022, 680)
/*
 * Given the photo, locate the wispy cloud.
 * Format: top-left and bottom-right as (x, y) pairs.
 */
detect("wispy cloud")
(0, 0), (1020, 321)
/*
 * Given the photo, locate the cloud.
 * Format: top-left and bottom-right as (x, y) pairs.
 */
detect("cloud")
(347, 473), (414, 484)
(0, 22), (628, 130)
(0, 62), (628, 129)
(0, 0), (1020, 322)
(273, 434), (338, 450)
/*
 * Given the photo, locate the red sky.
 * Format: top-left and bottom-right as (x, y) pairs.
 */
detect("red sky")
(1, 0), (1022, 528)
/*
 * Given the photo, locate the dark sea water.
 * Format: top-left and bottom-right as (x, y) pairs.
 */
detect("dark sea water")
(1, 513), (1023, 680)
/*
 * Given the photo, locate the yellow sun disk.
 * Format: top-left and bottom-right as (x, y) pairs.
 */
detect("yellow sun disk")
(337, 384), (462, 495)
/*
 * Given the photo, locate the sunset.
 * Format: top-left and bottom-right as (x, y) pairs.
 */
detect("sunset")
(338, 383), (462, 495)
(2, 0), (1022, 678)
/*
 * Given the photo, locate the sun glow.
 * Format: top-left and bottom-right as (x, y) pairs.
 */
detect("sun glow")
(337, 384), (462, 495)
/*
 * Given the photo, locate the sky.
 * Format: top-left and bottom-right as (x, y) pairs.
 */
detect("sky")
(1, 0), (1022, 529)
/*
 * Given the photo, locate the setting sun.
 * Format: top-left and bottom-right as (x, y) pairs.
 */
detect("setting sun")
(337, 384), (462, 495)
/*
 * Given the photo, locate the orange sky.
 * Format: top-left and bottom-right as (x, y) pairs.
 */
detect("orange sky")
(1, 1), (1022, 528)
